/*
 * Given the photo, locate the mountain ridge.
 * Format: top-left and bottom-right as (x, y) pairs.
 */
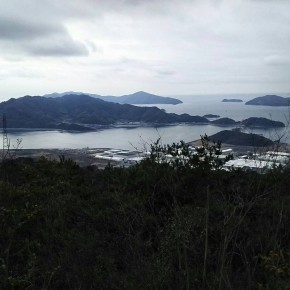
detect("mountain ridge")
(43, 91), (183, 105)
(0, 94), (285, 131)
(0, 94), (203, 130)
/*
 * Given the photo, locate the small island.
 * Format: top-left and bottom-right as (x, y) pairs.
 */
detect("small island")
(209, 130), (274, 147)
(211, 117), (237, 125)
(222, 99), (243, 103)
(203, 114), (220, 118)
(211, 117), (285, 128)
(245, 95), (290, 106)
(240, 117), (285, 128)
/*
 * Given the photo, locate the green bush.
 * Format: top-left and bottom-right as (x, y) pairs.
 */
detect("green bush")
(0, 142), (289, 289)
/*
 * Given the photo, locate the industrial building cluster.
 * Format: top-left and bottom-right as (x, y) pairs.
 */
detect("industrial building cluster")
(94, 149), (145, 168)
(223, 151), (290, 173)
(93, 146), (290, 173)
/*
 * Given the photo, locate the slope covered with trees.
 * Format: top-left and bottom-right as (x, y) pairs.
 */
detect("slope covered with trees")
(0, 94), (205, 129)
(0, 139), (289, 289)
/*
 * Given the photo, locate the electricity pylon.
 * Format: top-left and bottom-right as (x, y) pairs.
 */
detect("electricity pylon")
(2, 114), (10, 159)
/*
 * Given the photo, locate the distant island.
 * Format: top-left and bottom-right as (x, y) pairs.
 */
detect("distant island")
(245, 95), (290, 106)
(209, 130), (274, 147)
(211, 117), (237, 125)
(211, 117), (284, 128)
(203, 114), (220, 118)
(240, 117), (285, 128)
(43, 91), (183, 105)
(222, 99), (243, 103)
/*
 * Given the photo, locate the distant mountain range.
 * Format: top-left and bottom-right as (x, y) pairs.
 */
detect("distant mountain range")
(0, 94), (204, 130)
(0, 94), (285, 131)
(245, 95), (290, 106)
(43, 91), (183, 105)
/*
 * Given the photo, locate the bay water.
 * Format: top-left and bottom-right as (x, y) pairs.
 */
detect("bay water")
(6, 93), (290, 150)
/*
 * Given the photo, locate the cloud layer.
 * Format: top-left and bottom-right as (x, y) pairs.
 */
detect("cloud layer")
(0, 0), (290, 98)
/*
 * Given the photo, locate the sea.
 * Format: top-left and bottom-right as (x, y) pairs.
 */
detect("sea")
(6, 93), (290, 150)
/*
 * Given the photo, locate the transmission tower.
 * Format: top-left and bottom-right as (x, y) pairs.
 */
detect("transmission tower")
(2, 114), (10, 158)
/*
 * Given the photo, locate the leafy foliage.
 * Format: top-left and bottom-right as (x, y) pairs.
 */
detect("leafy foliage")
(150, 135), (232, 170)
(0, 140), (289, 289)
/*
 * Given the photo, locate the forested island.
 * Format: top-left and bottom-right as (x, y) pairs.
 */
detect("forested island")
(211, 117), (285, 128)
(209, 130), (274, 146)
(245, 95), (290, 106)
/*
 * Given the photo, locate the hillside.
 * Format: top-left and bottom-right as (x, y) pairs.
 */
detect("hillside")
(0, 94), (205, 129)
(245, 95), (290, 106)
(0, 143), (289, 289)
(43, 91), (183, 105)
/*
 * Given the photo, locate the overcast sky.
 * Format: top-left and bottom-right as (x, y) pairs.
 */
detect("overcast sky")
(0, 0), (290, 100)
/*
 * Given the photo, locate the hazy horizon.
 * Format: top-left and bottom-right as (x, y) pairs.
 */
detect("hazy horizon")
(1, 91), (290, 103)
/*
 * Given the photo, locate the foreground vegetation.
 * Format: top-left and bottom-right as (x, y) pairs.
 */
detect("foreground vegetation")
(0, 140), (290, 289)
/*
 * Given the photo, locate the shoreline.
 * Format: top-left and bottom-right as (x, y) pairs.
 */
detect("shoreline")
(8, 137), (290, 169)
(5, 116), (287, 134)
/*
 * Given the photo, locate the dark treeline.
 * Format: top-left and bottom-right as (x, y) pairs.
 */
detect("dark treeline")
(0, 141), (290, 289)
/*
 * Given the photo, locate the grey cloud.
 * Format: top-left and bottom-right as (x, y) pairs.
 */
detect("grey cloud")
(53, 0), (198, 19)
(0, 17), (62, 40)
(0, 1), (89, 57)
(24, 38), (88, 57)
(0, 0), (290, 95)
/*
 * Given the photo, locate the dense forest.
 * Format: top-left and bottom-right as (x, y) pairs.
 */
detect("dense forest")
(0, 139), (289, 289)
